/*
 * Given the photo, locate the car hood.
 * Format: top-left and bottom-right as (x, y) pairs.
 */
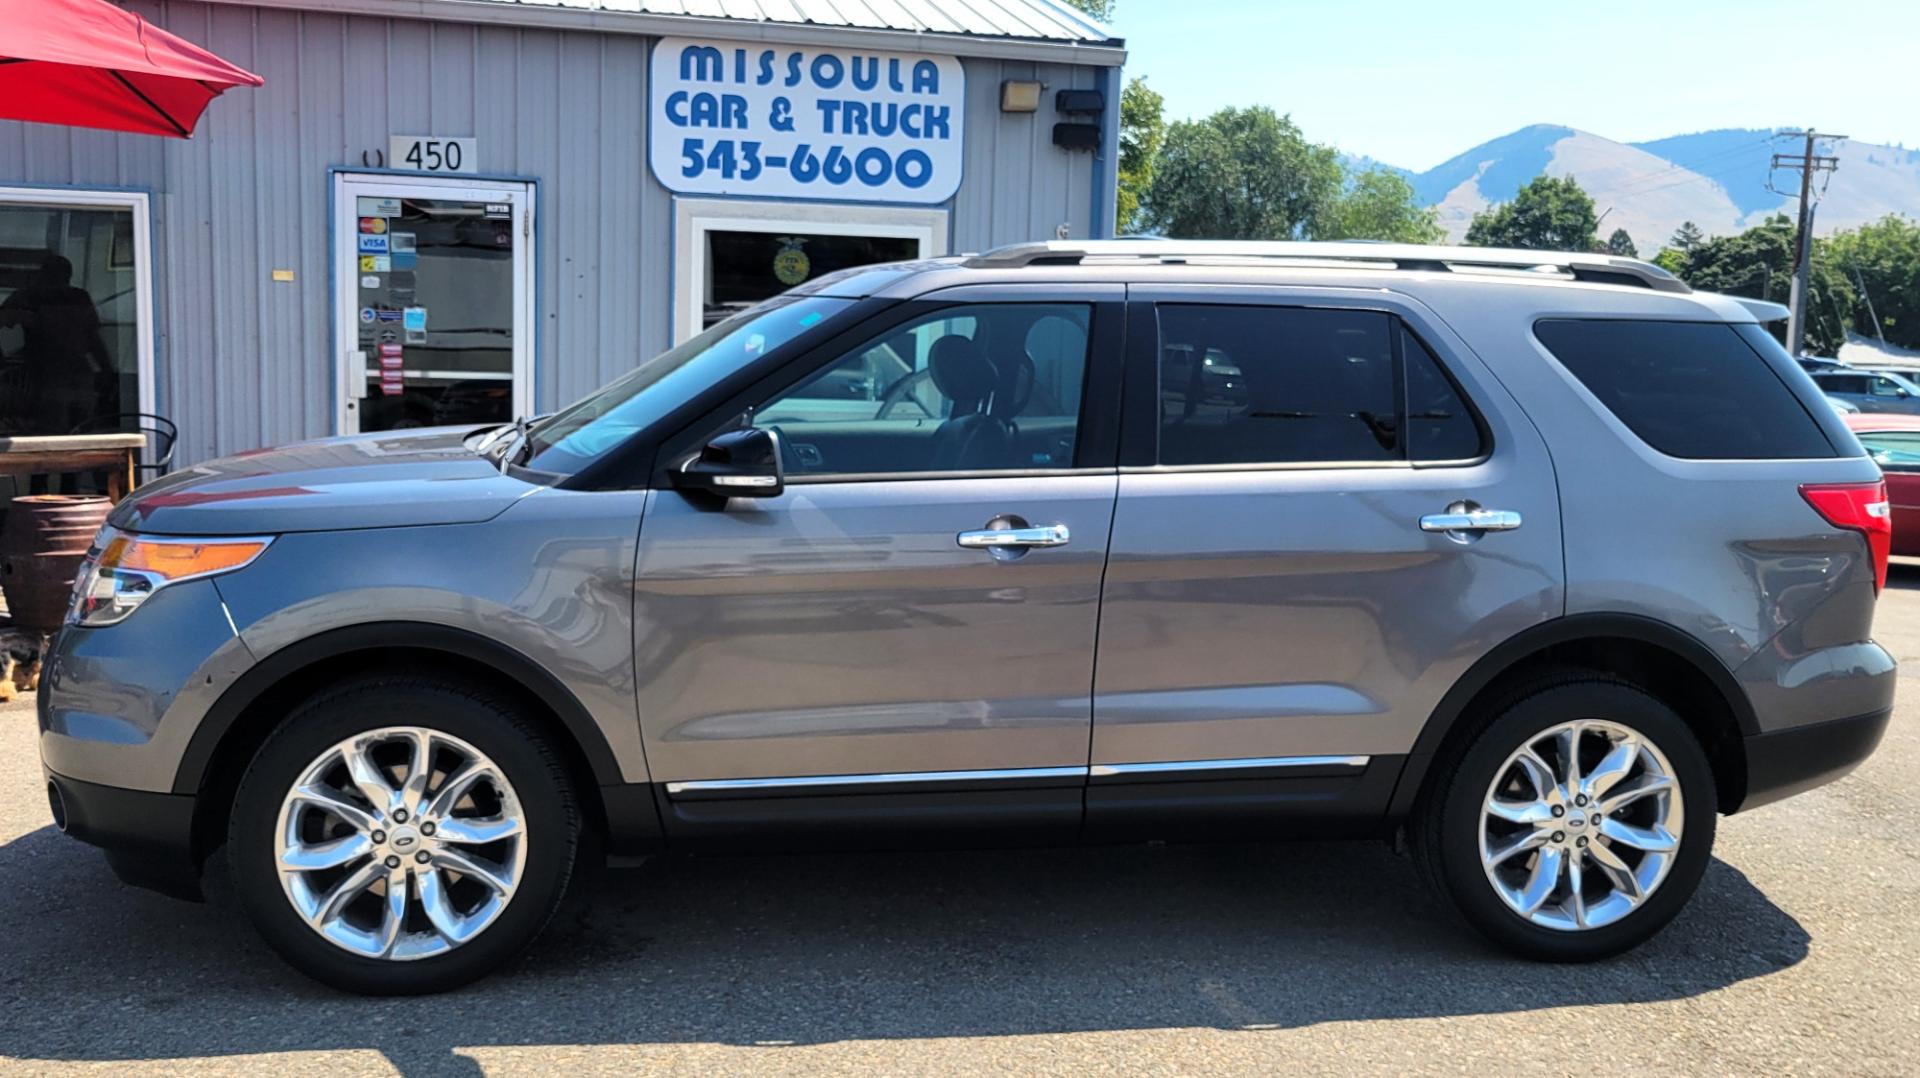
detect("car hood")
(110, 427), (543, 536)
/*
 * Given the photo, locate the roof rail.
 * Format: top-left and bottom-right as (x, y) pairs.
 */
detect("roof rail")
(962, 240), (1692, 294)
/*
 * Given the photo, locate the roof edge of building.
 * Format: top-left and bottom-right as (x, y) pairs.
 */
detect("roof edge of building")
(197, 0), (1128, 66)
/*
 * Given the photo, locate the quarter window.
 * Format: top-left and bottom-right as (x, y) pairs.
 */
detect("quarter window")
(1535, 319), (1836, 460)
(756, 303), (1092, 477)
(1155, 305), (1484, 466)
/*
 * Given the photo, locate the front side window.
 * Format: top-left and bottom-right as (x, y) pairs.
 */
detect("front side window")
(755, 303), (1092, 477)
(1156, 305), (1484, 466)
(0, 200), (141, 439)
(1872, 375), (1914, 399)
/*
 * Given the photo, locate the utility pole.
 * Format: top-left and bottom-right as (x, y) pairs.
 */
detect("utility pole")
(1772, 129), (1843, 355)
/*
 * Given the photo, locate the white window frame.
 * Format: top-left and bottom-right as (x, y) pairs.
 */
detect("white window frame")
(0, 186), (157, 424)
(673, 196), (948, 344)
(331, 172), (536, 435)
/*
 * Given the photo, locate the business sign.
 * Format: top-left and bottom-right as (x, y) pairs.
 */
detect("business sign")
(649, 37), (964, 204)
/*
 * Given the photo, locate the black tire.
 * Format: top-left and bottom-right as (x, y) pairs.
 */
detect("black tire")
(1410, 674), (1717, 962)
(228, 675), (581, 994)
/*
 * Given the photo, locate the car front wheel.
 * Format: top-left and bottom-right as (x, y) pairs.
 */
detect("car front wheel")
(228, 676), (581, 994)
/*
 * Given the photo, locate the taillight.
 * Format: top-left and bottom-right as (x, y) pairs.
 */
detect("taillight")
(1801, 481), (1892, 593)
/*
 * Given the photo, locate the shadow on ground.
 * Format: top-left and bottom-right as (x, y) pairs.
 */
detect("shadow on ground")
(0, 824), (1807, 1076)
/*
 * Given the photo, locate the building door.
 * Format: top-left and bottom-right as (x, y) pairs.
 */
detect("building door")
(333, 174), (533, 434)
(672, 197), (947, 343)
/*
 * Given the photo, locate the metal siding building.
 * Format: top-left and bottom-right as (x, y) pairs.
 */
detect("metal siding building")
(0, 0), (1123, 465)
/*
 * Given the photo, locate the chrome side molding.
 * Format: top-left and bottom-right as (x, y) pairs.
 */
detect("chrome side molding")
(664, 765), (1085, 795)
(1088, 755), (1371, 777)
(665, 755), (1373, 795)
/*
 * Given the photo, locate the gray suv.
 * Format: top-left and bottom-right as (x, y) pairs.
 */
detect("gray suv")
(39, 242), (1896, 994)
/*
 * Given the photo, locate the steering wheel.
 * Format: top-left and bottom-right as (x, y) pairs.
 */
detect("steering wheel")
(875, 368), (937, 421)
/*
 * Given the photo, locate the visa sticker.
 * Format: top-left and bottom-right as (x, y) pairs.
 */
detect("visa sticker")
(359, 234), (390, 254)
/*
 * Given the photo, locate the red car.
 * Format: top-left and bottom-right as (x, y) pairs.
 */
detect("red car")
(1845, 412), (1920, 555)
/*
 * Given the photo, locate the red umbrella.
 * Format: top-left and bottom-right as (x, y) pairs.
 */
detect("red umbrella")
(0, 0), (263, 138)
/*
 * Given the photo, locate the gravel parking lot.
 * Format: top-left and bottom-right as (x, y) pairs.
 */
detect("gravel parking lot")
(3, 573), (1918, 1077)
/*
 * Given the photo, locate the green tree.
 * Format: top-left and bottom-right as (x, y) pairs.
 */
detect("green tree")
(1670, 221), (1705, 252)
(1115, 76), (1164, 233)
(1651, 247), (1688, 276)
(1143, 106), (1343, 239)
(1464, 175), (1600, 251)
(1317, 167), (1443, 244)
(1060, 0), (1116, 19)
(1605, 228), (1638, 258)
(1827, 215), (1920, 349)
(1670, 214), (1855, 356)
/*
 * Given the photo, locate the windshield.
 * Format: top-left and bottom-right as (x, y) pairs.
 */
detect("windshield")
(521, 296), (854, 475)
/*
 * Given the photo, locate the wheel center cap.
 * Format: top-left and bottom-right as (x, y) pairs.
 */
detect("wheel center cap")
(388, 825), (422, 851)
(1566, 812), (1588, 832)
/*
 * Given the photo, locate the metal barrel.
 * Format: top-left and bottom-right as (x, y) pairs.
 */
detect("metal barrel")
(0, 495), (113, 631)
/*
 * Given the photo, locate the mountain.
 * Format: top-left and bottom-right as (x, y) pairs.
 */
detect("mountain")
(1388, 125), (1920, 249)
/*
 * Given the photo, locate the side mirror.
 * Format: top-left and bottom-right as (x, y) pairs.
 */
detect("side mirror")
(674, 427), (785, 498)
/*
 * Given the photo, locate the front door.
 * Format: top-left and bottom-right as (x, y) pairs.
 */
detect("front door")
(1088, 288), (1564, 835)
(634, 294), (1122, 842)
(333, 174), (533, 434)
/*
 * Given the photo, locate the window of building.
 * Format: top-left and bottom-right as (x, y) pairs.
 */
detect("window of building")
(1155, 304), (1484, 466)
(756, 303), (1093, 477)
(0, 192), (150, 440)
(1535, 319), (1835, 460)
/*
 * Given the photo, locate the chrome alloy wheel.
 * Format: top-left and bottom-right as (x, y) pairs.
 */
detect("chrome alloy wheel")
(273, 727), (528, 961)
(1478, 719), (1684, 931)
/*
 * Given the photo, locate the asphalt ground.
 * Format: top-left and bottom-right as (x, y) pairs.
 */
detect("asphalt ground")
(2, 570), (1918, 1076)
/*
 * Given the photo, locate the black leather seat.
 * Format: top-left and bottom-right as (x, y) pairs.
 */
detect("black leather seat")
(926, 335), (1015, 470)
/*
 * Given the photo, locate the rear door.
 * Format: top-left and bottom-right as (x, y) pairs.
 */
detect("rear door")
(634, 287), (1123, 843)
(1087, 286), (1564, 838)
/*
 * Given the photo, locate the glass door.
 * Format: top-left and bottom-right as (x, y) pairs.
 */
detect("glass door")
(333, 174), (533, 434)
(672, 198), (947, 344)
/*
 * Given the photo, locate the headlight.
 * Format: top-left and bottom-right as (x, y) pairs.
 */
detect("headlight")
(68, 527), (273, 627)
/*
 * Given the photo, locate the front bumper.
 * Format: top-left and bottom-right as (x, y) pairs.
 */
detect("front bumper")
(43, 767), (203, 901)
(1736, 706), (1892, 812)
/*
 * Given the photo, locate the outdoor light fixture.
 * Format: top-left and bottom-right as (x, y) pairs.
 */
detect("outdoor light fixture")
(1001, 80), (1042, 113)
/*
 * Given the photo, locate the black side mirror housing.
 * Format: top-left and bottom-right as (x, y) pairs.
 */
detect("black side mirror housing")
(674, 427), (785, 498)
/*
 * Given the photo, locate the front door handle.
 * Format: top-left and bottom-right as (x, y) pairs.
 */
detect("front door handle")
(1421, 506), (1523, 536)
(957, 523), (1071, 549)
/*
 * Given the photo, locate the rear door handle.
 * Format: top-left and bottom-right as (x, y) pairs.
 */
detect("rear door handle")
(1421, 507), (1522, 535)
(957, 523), (1071, 549)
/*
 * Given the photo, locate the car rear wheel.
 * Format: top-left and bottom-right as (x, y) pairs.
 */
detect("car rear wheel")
(1412, 676), (1717, 961)
(228, 675), (581, 994)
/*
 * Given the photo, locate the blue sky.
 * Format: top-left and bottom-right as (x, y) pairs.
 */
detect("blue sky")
(1108, 0), (1920, 171)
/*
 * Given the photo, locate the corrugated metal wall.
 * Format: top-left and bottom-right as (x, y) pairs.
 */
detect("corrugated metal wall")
(0, 1), (1111, 464)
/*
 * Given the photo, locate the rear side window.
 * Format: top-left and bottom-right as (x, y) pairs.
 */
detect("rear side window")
(1534, 319), (1836, 460)
(1816, 372), (1870, 395)
(1156, 305), (1486, 466)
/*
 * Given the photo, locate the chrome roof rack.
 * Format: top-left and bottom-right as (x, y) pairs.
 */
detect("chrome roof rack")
(962, 240), (1691, 294)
